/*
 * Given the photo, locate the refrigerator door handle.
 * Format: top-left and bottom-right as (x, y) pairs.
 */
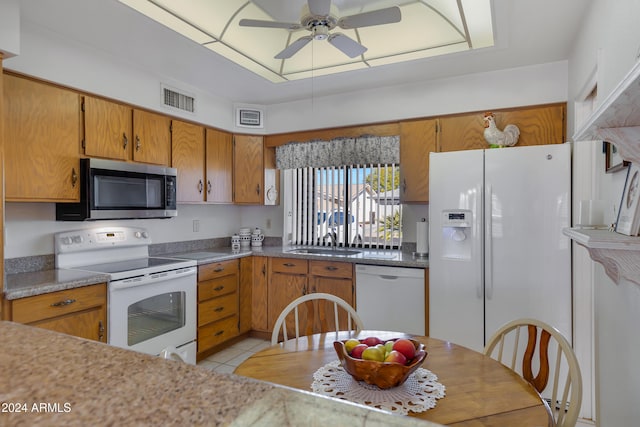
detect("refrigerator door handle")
(476, 183), (483, 299)
(485, 183), (494, 300)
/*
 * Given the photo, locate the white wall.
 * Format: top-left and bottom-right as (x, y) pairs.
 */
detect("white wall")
(567, 0), (640, 425)
(266, 61), (568, 134)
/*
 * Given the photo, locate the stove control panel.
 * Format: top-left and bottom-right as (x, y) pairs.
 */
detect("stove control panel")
(55, 226), (152, 254)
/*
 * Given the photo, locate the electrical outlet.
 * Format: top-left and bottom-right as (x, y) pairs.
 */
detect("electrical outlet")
(193, 219), (200, 232)
(266, 218), (272, 229)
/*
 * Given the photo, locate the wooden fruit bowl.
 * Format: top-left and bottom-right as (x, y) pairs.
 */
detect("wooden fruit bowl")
(333, 339), (427, 389)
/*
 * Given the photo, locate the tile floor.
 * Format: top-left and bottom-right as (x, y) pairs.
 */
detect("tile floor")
(197, 337), (271, 374)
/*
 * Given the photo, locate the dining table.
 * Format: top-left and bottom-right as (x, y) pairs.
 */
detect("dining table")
(234, 330), (554, 426)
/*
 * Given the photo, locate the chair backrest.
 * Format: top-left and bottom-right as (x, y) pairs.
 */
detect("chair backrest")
(484, 318), (582, 427)
(271, 292), (364, 345)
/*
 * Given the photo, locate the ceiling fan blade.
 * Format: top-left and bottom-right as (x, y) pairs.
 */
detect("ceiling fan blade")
(327, 33), (367, 58)
(307, 0), (332, 16)
(239, 18), (302, 30)
(338, 6), (401, 29)
(275, 36), (313, 59)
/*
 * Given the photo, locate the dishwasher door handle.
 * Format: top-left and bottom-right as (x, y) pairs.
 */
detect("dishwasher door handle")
(379, 275), (399, 280)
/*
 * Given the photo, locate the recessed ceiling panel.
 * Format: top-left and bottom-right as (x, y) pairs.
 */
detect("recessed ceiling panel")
(118, 0), (494, 83)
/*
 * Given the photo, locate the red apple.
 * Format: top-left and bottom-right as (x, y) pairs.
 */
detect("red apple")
(362, 336), (383, 347)
(392, 338), (416, 360)
(350, 344), (368, 359)
(384, 350), (407, 365)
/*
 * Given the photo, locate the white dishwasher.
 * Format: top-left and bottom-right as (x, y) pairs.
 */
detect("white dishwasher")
(355, 264), (425, 335)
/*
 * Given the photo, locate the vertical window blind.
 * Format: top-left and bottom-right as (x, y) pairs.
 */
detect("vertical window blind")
(283, 164), (402, 248)
(278, 135), (402, 249)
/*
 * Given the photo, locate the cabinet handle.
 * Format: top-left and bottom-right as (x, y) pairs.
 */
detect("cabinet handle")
(214, 267), (224, 273)
(402, 178), (407, 194)
(214, 330), (224, 337)
(51, 298), (76, 307)
(214, 307), (224, 313)
(123, 133), (128, 149)
(262, 264), (266, 276)
(198, 180), (203, 194)
(214, 285), (224, 291)
(71, 168), (78, 188)
(98, 320), (105, 341)
(283, 263), (296, 267)
(207, 180), (212, 194)
(325, 266), (339, 271)
(135, 135), (141, 151)
(256, 184), (261, 195)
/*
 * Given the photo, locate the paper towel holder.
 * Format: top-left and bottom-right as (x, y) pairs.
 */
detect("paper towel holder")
(413, 218), (429, 259)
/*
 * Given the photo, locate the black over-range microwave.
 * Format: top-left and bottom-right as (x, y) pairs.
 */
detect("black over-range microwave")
(56, 158), (177, 221)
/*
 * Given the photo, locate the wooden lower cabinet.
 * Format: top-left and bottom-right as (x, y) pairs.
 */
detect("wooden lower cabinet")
(4, 283), (107, 342)
(251, 257), (268, 332)
(197, 259), (239, 359)
(266, 257), (355, 335)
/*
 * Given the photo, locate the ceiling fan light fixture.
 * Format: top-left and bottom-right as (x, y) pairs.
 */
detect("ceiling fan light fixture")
(312, 25), (329, 40)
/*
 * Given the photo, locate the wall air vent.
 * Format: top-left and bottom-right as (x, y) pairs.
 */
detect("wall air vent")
(235, 106), (264, 128)
(161, 84), (195, 113)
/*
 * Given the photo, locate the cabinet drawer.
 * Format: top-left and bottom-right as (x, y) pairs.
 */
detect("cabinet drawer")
(198, 293), (238, 326)
(271, 258), (308, 275)
(198, 274), (238, 302)
(11, 283), (107, 324)
(198, 315), (238, 351)
(309, 261), (353, 279)
(199, 259), (239, 281)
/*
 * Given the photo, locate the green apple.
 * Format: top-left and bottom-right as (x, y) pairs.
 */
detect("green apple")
(362, 346), (385, 362)
(344, 338), (360, 354)
(384, 341), (394, 356)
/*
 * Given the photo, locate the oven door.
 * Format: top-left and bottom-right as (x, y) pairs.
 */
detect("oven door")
(108, 266), (197, 363)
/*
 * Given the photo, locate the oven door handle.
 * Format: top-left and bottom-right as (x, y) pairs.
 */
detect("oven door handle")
(109, 267), (197, 290)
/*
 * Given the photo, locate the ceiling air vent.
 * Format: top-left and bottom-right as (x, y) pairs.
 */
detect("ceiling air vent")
(162, 84), (195, 113)
(235, 107), (264, 128)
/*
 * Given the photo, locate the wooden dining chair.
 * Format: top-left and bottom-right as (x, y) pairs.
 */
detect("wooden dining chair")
(271, 293), (364, 345)
(484, 318), (582, 427)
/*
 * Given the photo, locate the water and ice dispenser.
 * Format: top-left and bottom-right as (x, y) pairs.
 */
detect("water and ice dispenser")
(440, 209), (472, 260)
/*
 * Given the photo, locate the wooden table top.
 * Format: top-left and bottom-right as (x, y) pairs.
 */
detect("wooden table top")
(234, 331), (553, 427)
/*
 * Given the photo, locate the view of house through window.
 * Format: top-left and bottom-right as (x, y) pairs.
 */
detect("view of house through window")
(286, 164), (402, 249)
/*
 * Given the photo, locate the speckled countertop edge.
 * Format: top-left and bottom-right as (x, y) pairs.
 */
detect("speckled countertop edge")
(3, 245), (428, 300)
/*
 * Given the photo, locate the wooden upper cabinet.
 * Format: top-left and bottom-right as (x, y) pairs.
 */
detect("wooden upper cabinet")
(4, 73), (81, 202)
(439, 104), (566, 152)
(132, 109), (171, 166)
(399, 118), (437, 203)
(233, 134), (264, 204)
(83, 96), (132, 161)
(206, 128), (233, 203)
(171, 120), (205, 202)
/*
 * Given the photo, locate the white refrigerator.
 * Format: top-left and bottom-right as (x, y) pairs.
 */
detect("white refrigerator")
(428, 144), (572, 353)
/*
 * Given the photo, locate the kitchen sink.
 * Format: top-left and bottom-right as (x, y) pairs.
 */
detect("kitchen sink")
(287, 248), (361, 256)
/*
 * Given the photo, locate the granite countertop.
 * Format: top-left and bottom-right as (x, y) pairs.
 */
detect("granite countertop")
(3, 246), (428, 300)
(0, 321), (438, 427)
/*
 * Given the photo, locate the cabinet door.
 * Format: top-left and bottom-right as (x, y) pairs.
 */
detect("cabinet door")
(83, 96), (132, 160)
(132, 109), (171, 165)
(239, 257), (253, 334)
(234, 134), (263, 204)
(31, 306), (106, 342)
(252, 257), (268, 332)
(439, 104), (566, 152)
(310, 276), (355, 332)
(4, 74), (81, 201)
(267, 272), (307, 332)
(399, 119), (437, 203)
(206, 128), (233, 203)
(172, 120), (205, 202)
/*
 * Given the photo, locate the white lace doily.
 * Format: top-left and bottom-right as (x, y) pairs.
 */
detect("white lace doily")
(311, 360), (446, 415)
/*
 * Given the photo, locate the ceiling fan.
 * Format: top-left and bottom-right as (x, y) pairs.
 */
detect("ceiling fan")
(239, 0), (401, 59)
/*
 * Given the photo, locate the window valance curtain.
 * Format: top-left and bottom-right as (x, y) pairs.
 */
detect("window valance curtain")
(275, 135), (399, 169)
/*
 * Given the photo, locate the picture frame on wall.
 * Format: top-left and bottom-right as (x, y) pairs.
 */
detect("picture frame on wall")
(605, 141), (629, 173)
(615, 162), (640, 236)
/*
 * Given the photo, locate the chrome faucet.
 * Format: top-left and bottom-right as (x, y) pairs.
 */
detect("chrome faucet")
(323, 230), (338, 249)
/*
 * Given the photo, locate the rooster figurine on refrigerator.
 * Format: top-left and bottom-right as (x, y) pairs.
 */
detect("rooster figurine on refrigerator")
(483, 112), (520, 148)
